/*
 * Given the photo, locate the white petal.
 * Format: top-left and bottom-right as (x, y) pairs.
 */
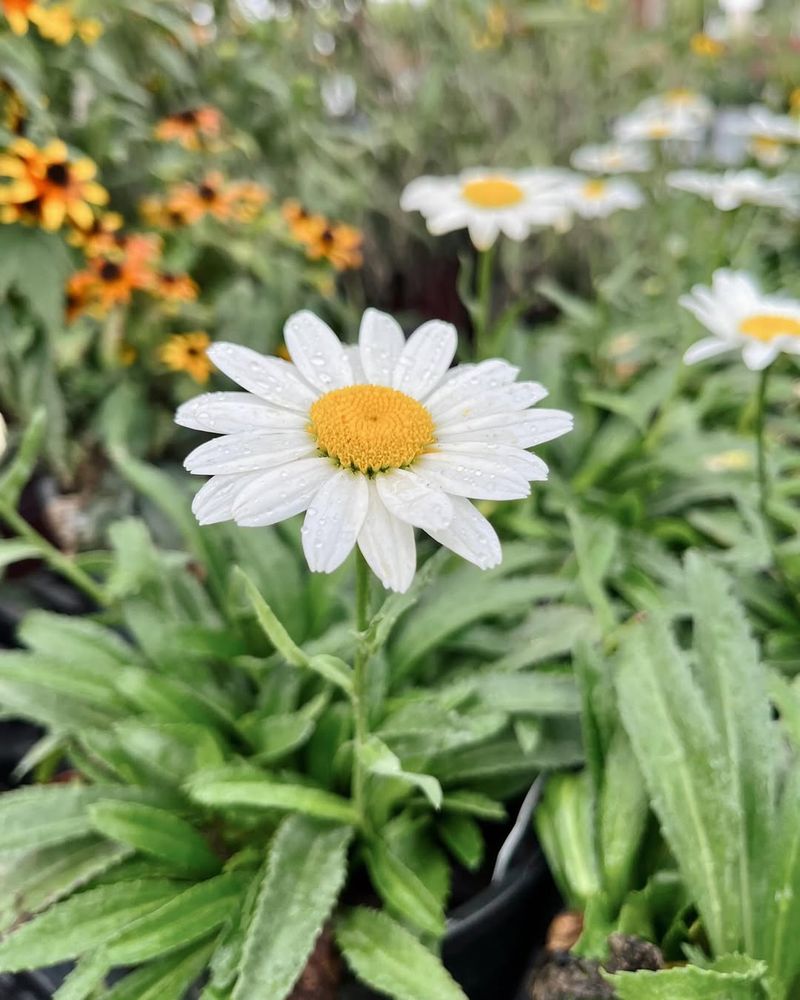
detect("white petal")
(426, 206), (471, 235)
(191, 472), (263, 526)
(302, 470), (369, 573)
(392, 320), (457, 400)
(437, 408), (574, 449)
(425, 359), (520, 419)
(683, 337), (736, 365)
(183, 431), (315, 475)
(425, 496), (501, 570)
(415, 451), (530, 501)
(436, 442), (549, 482)
(358, 308), (406, 386)
(284, 310), (353, 391)
(232, 457), (335, 527)
(467, 216), (501, 250)
(207, 343), (317, 412)
(376, 468), (453, 532)
(176, 392), (307, 434)
(357, 485), (416, 593)
(741, 340), (779, 370)
(434, 381), (548, 426)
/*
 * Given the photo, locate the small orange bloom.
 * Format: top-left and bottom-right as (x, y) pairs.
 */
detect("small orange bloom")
(691, 32), (725, 58)
(2, 0), (35, 34)
(228, 179), (270, 222)
(0, 138), (108, 231)
(167, 171), (233, 224)
(65, 233), (161, 321)
(159, 331), (213, 384)
(304, 220), (363, 271)
(153, 270), (198, 304)
(283, 199), (326, 243)
(68, 210), (124, 256)
(154, 106), (223, 149)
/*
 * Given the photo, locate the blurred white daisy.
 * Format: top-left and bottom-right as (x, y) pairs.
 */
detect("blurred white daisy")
(563, 176), (644, 218)
(712, 106), (792, 168)
(176, 310), (573, 592)
(718, 0), (762, 33)
(570, 143), (652, 174)
(736, 105), (800, 145)
(400, 168), (570, 249)
(614, 91), (713, 144)
(681, 269), (800, 371)
(666, 169), (800, 211)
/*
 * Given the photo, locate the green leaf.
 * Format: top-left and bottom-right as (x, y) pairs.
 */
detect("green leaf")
(616, 616), (741, 956)
(359, 736), (442, 809)
(18, 611), (135, 671)
(0, 407), (46, 509)
(441, 791), (505, 821)
(0, 837), (132, 933)
(364, 839), (445, 937)
(566, 508), (618, 633)
(105, 873), (248, 965)
(0, 651), (127, 715)
(53, 953), (109, 1000)
(438, 814), (484, 872)
(606, 955), (771, 999)
(685, 553), (775, 953)
(89, 802), (221, 877)
(474, 671), (579, 715)
(185, 769), (358, 824)
(336, 907), (467, 1000)
(235, 567), (353, 695)
(0, 878), (186, 971)
(102, 940), (215, 1000)
(0, 539), (39, 572)
(535, 772), (601, 909)
(233, 816), (352, 1000)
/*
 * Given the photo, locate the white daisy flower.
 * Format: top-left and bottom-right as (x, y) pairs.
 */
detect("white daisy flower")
(718, 0), (762, 33)
(735, 105), (800, 145)
(712, 107), (792, 168)
(666, 169), (800, 211)
(681, 269), (800, 371)
(176, 310), (573, 592)
(400, 168), (570, 249)
(562, 176), (645, 219)
(614, 91), (713, 144)
(570, 143), (652, 175)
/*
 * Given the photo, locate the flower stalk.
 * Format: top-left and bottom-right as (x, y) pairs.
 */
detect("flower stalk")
(352, 548), (372, 829)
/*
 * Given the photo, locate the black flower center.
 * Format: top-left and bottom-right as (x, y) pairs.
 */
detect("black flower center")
(198, 184), (216, 201)
(46, 163), (70, 187)
(100, 261), (122, 282)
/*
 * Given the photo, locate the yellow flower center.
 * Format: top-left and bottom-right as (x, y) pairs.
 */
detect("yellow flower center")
(666, 88), (696, 105)
(582, 179), (607, 199)
(461, 175), (524, 209)
(739, 313), (800, 342)
(752, 136), (782, 154)
(309, 384), (435, 475)
(647, 123), (672, 139)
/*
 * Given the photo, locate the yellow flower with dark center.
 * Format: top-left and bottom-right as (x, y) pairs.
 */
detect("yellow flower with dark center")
(153, 271), (199, 305)
(28, 3), (77, 45)
(154, 106), (223, 149)
(68, 210), (124, 256)
(0, 138), (108, 231)
(159, 332), (213, 384)
(304, 221), (363, 271)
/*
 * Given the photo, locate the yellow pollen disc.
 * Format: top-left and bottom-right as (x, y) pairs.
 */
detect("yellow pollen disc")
(666, 88), (695, 105)
(582, 179), (607, 199)
(739, 313), (800, 343)
(309, 384), (435, 474)
(753, 136), (781, 153)
(461, 176), (524, 209)
(647, 123), (672, 139)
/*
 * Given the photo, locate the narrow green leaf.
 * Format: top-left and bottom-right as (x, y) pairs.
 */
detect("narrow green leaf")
(616, 616), (741, 956)
(364, 839), (445, 937)
(102, 940), (215, 1000)
(441, 791), (506, 821)
(0, 539), (39, 572)
(89, 802), (221, 876)
(760, 765), (800, 991)
(105, 873), (248, 965)
(606, 956), (771, 999)
(0, 407), (46, 508)
(234, 816), (352, 1000)
(475, 671), (579, 715)
(186, 770), (358, 824)
(438, 814), (484, 872)
(0, 879), (185, 971)
(53, 953), (109, 1000)
(359, 736), (442, 809)
(18, 611), (135, 671)
(336, 907), (467, 1000)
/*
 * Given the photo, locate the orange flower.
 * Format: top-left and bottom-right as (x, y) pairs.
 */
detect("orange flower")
(64, 233), (161, 321)
(68, 210), (124, 256)
(2, 0), (35, 34)
(166, 171), (234, 224)
(691, 32), (725, 58)
(154, 106), (223, 149)
(304, 220), (363, 271)
(153, 270), (198, 304)
(228, 179), (270, 222)
(139, 194), (187, 229)
(159, 331), (213, 383)
(282, 199), (326, 243)
(0, 138), (108, 231)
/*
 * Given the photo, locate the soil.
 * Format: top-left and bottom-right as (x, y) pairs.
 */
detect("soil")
(289, 928), (342, 1000)
(527, 932), (664, 1000)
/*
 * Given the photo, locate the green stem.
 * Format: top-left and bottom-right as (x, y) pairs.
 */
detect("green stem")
(0, 502), (109, 607)
(351, 549), (372, 828)
(475, 244), (496, 360)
